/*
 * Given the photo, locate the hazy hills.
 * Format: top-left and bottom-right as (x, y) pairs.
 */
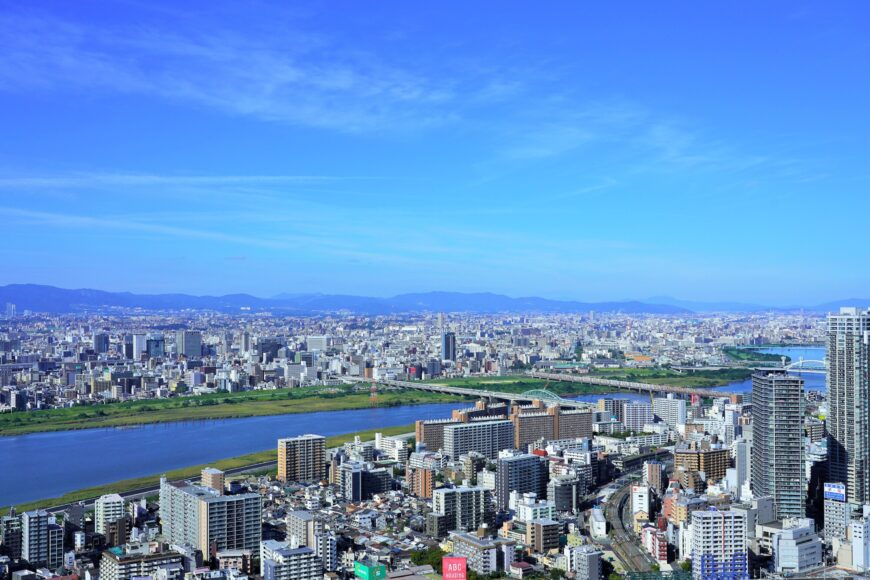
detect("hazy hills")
(0, 284), (865, 315)
(0, 284), (689, 315)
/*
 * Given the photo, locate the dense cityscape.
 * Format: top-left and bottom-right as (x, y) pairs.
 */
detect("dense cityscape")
(2, 1), (868, 579)
(0, 302), (867, 579)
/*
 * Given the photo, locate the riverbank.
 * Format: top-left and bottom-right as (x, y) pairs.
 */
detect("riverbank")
(3, 423), (414, 513)
(0, 387), (462, 437)
(588, 367), (754, 388)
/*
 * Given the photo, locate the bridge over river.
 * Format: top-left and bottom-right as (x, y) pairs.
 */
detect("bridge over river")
(526, 371), (740, 402)
(352, 371), (740, 405)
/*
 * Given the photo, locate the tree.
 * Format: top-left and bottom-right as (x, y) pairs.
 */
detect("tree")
(549, 568), (566, 580)
(410, 546), (446, 573)
(680, 560), (692, 572)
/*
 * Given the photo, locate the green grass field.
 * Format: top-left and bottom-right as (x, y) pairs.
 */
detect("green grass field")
(589, 367), (752, 387)
(435, 368), (748, 392)
(3, 424), (415, 512)
(0, 386), (461, 436)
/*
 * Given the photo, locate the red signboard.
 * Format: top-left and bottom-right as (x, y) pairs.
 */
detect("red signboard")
(442, 557), (467, 580)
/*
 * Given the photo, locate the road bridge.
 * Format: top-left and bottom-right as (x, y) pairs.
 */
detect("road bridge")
(351, 377), (594, 408)
(526, 371), (740, 402)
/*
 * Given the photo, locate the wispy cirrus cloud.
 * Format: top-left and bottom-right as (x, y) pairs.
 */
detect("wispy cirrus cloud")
(0, 9), (458, 132)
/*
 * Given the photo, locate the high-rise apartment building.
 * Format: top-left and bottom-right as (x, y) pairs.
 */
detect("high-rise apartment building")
(175, 330), (202, 358)
(286, 511), (321, 548)
(691, 509), (749, 580)
(827, 307), (870, 504)
(278, 434), (326, 483)
(622, 402), (654, 432)
(674, 442), (730, 483)
(443, 420), (514, 459)
(751, 369), (805, 518)
(427, 486), (494, 537)
(159, 478), (262, 555)
(94, 493), (125, 536)
(21, 510), (62, 569)
(496, 451), (547, 509)
(653, 395), (687, 428)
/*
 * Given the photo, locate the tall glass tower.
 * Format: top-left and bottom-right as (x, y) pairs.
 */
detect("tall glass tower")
(827, 307), (870, 504)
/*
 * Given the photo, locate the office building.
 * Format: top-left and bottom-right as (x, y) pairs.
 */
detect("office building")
(159, 478), (262, 555)
(772, 520), (823, 575)
(547, 475), (585, 513)
(131, 334), (147, 360)
(751, 369), (805, 518)
(21, 510), (63, 569)
(827, 307), (870, 504)
(853, 516), (870, 573)
(653, 395), (687, 428)
(278, 434), (326, 483)
(94, 493), (125, 536)
(691, 509), (748, 580)
(100, 545), (183, 580)
(496, 452), (547, 509)
(146, 336), (165, 359)
(93, 332), (110, 354)
(823, 482), (849, 541)
(427, 486), (493, 537)
(441, 332), (457, 361)
(444, 419), (514, 460)
(261, 540), (321, 580)
(201, 467), (225, 494)
(175, 330), (202, 358)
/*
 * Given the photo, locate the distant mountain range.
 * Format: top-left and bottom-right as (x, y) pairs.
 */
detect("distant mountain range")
(0, 284), (690, 315)
(0, 284), (866, 315)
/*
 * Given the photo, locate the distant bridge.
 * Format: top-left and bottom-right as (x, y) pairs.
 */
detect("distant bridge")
(526, 371), (740, 402)
(784, 358), (826, 374)
(347, 377), (593, 408)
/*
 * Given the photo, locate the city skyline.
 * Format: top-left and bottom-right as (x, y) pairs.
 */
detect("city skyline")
(2, 2), (870, 303)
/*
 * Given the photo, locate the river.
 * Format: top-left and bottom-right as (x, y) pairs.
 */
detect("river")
(0, 403), (464, 507)
(0, 346), (823, 507)
(713, 345), (826, 394)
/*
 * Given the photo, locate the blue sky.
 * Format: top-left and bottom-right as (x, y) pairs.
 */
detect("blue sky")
(1, 1), (869, 304)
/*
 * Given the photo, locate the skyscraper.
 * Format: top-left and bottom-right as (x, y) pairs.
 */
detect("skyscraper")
(278, 434), (326, 483)
(441, 331), (457, 361)
(92, 332), (110, 354)
(175, 330), (202, 358)
(827, 307), (870, 504)
(751, 369), (805, 518)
